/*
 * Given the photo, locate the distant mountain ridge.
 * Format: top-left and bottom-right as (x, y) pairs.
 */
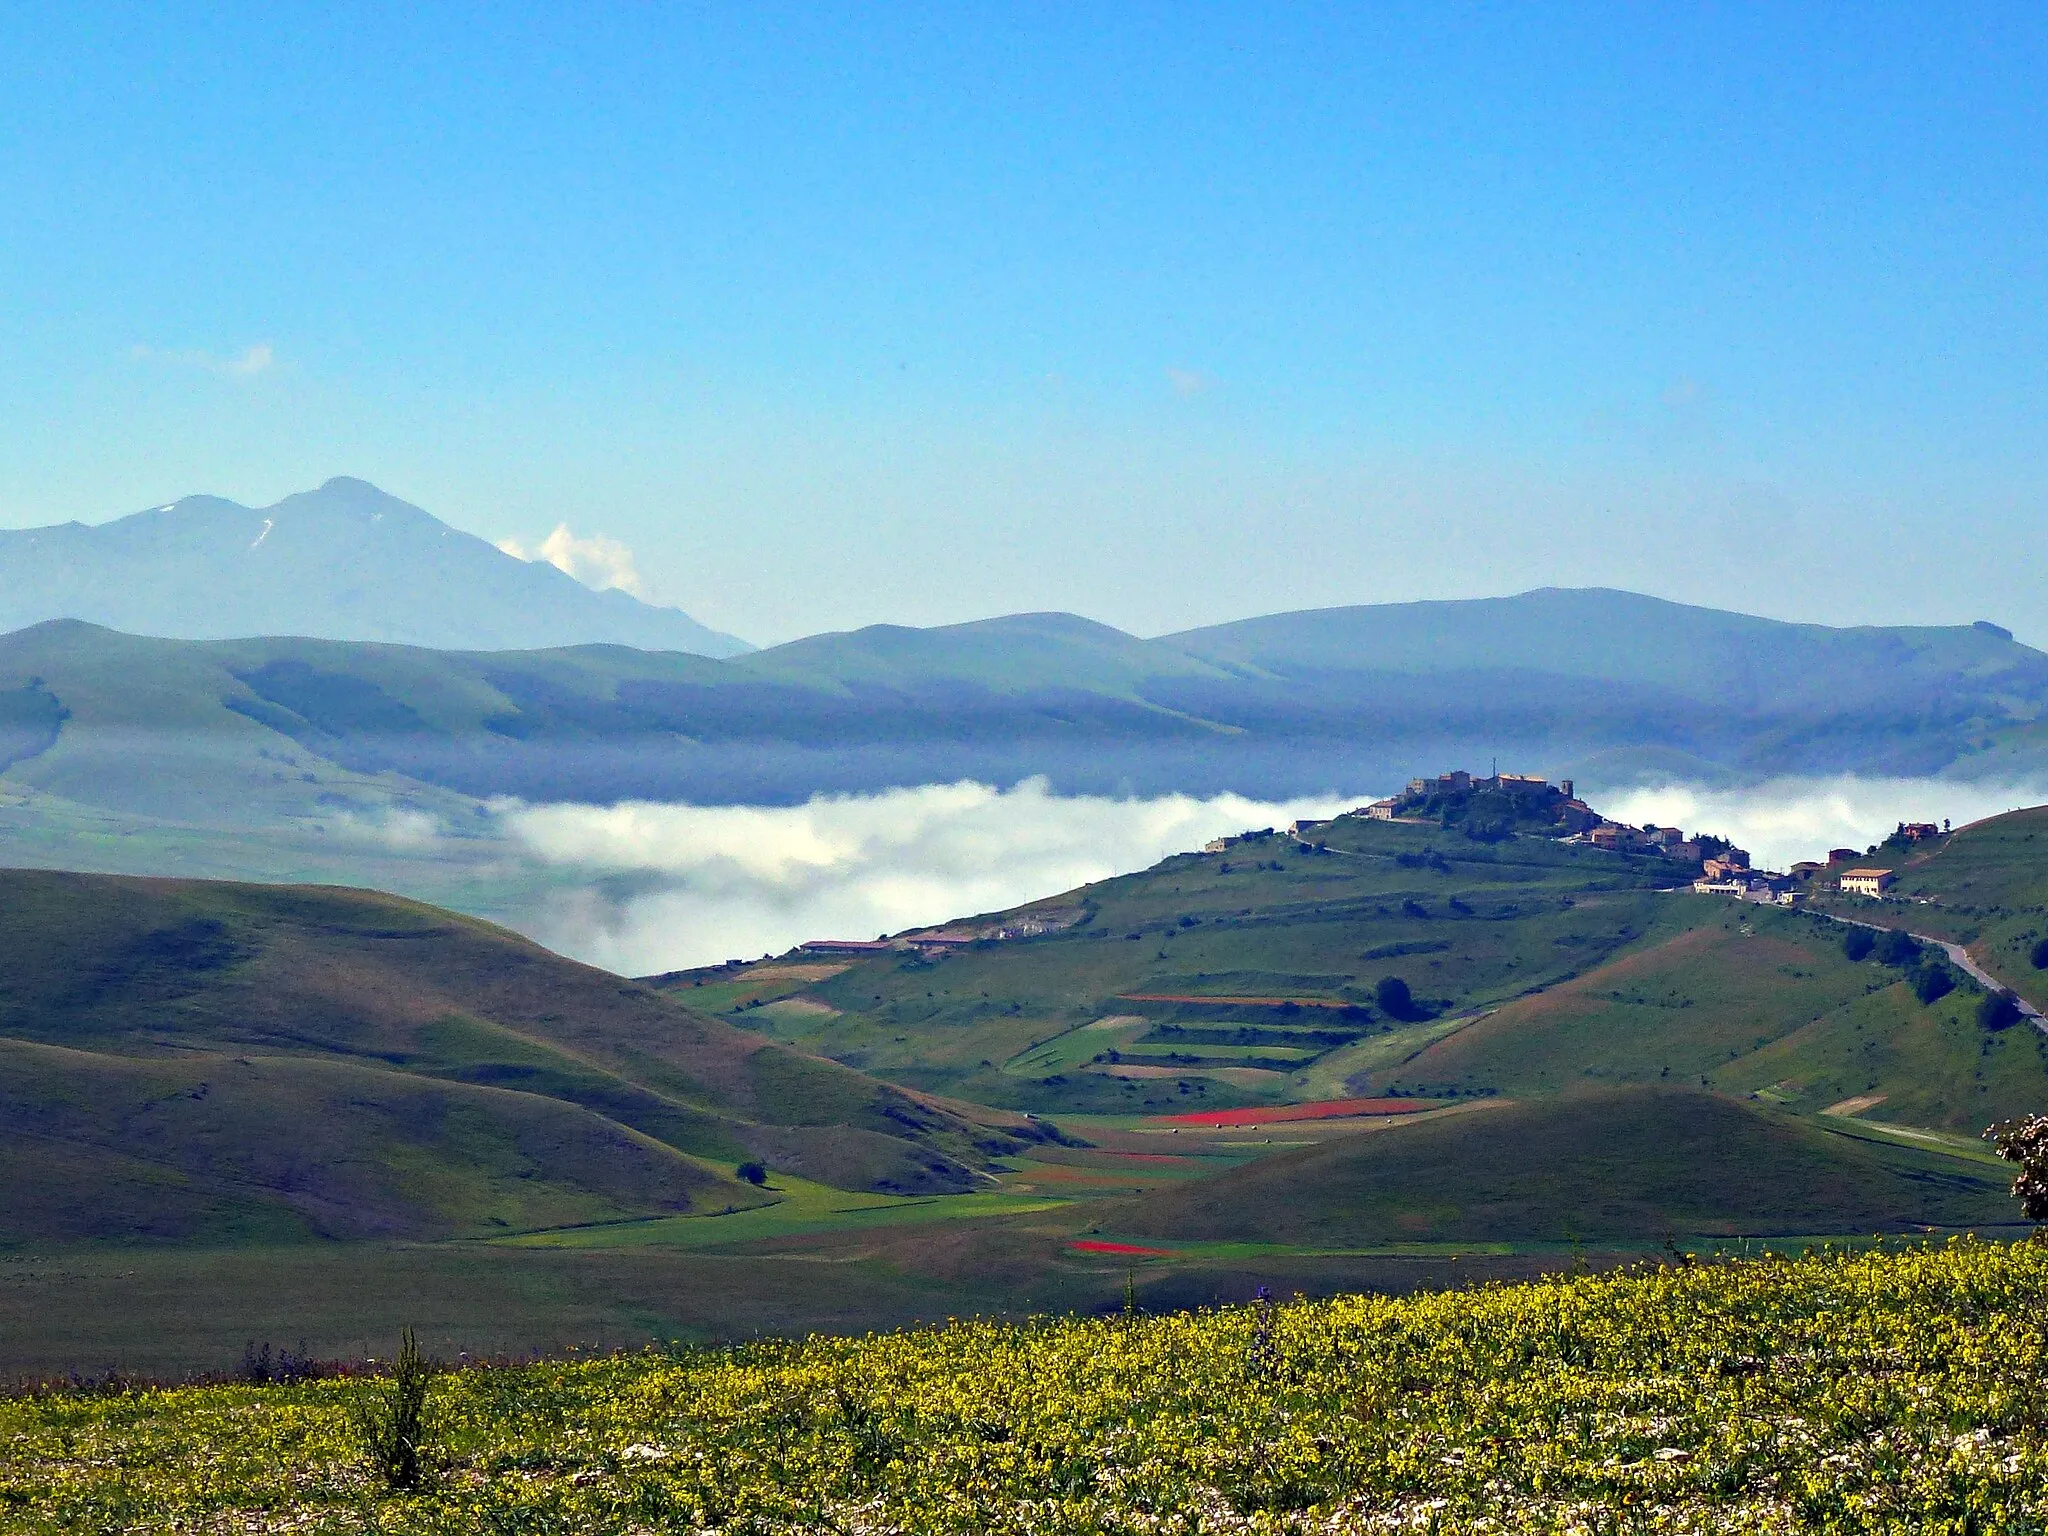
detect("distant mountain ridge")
(0, 477), (750, 657)
(3, 588), (2047, 832)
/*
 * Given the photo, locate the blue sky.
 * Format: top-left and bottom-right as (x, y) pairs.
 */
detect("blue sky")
(3, 5), (2044, 645)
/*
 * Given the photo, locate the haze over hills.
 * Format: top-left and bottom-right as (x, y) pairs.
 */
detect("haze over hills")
(0, 477), (750, 658)
(2, 590), (2046, 838)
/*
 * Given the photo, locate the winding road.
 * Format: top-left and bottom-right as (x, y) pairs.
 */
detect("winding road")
(1815, 909), (2048, 1037)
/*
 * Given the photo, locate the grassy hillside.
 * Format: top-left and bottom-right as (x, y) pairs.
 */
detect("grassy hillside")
(681, 815), (1698, 1116)
(700, 807), (2048, 1134)
(11, 1243), (2048, 1532)
(1812, 806), (2048, 1009)
(6, 801), (2046, 1371)
(0, 1039), (731, 1244)
(1099, 1087), (2019, 1246)
(0, 868), (1054, 1251)
(1370, 903), (2048, 1126)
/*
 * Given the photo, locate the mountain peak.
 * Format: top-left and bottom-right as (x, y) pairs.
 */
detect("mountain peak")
(0, 481), (751, 657)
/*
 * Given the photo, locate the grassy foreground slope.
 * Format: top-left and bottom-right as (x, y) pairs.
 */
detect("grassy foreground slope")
(0, 868), (1051, 1250)
(11, 1241), (2048, 1533)
(1100, 1087), (2019, 1246)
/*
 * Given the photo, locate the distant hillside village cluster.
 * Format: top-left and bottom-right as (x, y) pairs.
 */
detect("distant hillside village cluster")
(798, 770), (1947, 956)
(1345, 770), (1949, 906)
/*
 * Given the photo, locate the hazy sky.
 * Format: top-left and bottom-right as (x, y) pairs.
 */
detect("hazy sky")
(3, 6), (2044, 646)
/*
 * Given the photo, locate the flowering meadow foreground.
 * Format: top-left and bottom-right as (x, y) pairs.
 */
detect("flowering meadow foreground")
(9, 1241), (2048, 1534)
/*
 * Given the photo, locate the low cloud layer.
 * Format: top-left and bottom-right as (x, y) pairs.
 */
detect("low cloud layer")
(345, 773), (2048, 978)
(489, 778), (1359, 975)
(498, 523), (648, 598)
(1600, 775), (2048, 872)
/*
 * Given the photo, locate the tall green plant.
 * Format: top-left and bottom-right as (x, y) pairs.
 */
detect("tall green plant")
(349, 1328), (436, 1490)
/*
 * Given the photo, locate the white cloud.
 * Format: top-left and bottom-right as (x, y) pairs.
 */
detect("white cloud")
(129, 341), (275, 377)
(1166, 366), (1214, 398)
(1597, 775), (2048, 872)
(497, 523), (648, 598)
(222, 342), (274, 376)
(332, 806), (447, 852)
(481, 777), (1362, 974)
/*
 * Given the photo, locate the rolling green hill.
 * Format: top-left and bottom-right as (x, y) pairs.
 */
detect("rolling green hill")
(687, 814), (1700, 1115)
(1809, 806), (2048, 1007)
(708, 805), (2048, 1134)
(0, 868), (1056, 1250)
(0, 1039), (731, 1245)
(1373, 906), (2048, 1128)
(1097, 1087), (2020, 1245)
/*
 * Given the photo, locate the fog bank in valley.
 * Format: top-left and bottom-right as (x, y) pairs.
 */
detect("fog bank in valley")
(1598, 776), (2048, 874)
(354, 774), (2048, 977)
(492, 778), (1362, 975)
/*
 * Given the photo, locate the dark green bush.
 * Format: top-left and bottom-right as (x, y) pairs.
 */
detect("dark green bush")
(1876, 929), (1921, 967)
(1979, 991), (2022, 1032)
(2031, 937), (2048, 970)
(1842, 927), (1875, 962)
(1910, 963), (1956, 1005)
(737, 1161), (769, 1186)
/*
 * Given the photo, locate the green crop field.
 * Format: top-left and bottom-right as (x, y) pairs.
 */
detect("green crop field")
(11, 1240), (2048, 1533)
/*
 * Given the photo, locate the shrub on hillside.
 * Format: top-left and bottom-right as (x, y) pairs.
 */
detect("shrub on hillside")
(737, 1161), (769, 1186)
(1979, 991), (2023, 1032)
(1842, 927), (1875, 962)
(1911, 962), (1957, 1005)
(1877, 929), (1921, 967)
(2032, 936), (2048, 970)
(1374, 975), (1417, 1020)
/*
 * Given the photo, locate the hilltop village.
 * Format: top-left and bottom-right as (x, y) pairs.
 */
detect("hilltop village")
(790, 769), (1953, 957)
(1322, 769), (1948, 907)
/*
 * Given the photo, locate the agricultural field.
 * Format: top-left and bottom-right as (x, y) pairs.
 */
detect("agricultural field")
(10, 1239), (2048, 1533)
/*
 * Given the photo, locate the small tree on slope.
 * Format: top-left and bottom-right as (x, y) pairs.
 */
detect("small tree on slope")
(1985, 1115), (2048, 1227)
